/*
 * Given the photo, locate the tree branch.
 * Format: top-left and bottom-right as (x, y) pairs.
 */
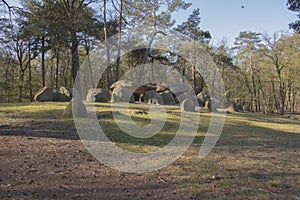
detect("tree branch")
(1, 0), (12, 10)
(111, 0), (128, 24)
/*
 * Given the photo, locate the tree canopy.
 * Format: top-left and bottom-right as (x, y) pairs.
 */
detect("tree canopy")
(287, 0), (300, 33)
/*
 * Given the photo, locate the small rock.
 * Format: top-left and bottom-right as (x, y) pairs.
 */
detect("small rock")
(181, 99), (195, 112)
(131, 110), (148, 115)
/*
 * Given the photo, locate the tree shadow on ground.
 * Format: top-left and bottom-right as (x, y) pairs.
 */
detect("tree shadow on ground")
(0, 109), (300, 150)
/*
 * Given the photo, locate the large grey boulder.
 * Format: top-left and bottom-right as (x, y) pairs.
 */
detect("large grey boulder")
(53, 87), (72, 102)
(111, 85), (135, 103)
(204, 98), (220, 112)
(156, 83), (170, 93)
(177, 93), (188, 104)
(170, 84), (191, 95)
(181, 99), (195, 112)
(53, 91), (68, 102)
(177, 92), (198, 106)
(86, 88), (109, 102)
(110, 80), (138, 91)
(144, 90), (164, 105)
(95, 89), (109, 102)
(63, 99), (87, 118)
(34, 87), (54, 102)
(86, 89), (98, 102)
(110, 80), (151, 95)
(160, 91), (176, 105)
(58, 87), (72, 101)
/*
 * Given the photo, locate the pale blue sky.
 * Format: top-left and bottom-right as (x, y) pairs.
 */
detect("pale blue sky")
(174, 0), (298, 46)
(5, 0), (298, 46)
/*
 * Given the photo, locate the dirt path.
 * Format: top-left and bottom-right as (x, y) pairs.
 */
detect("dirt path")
(0, 119), (185, 200)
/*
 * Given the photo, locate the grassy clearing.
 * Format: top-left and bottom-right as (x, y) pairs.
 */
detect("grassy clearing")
(0, 102), (299, 199)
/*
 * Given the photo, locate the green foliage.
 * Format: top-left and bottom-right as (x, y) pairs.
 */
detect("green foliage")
(287, 0), (300, 32)
(124, 0), (191, 29)
(175, 8), (211, 43)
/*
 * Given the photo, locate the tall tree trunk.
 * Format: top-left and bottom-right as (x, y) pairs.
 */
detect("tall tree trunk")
(279, 81), (285, 115)
(103, 0), (112, 88)
(55, 49), (60, 89)
(41, 36), (45, 87)
(70, 32), (82, 97)
(150, 58), (155, 83)
(71, 33), (79, 82)
(211, 68), (216, 99)
(137, 1), (159, 84)
(18, 70), (24, 103)
(84, 35), (94, 88)
(249, 52), (258, 112)
(291, 90), (296, 114)
(276, 68), (285, 116)
(115, 0), (123, 82)
(181, 61), (186, 83)
(28, 42), (33, 102)
(192, 64), (196, 89)
(257, 87), (261, 112)
(271, 81), (278, 112)
(257, 78), (268, 114)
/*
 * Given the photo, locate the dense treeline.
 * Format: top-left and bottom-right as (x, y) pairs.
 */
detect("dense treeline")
(0, 0), (299, 115)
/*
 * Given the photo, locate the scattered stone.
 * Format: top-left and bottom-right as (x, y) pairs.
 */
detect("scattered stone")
(177, 93), (188, 104)
(110, 80), (139, 92)
(86, 89), (98, 102)
(134, 85), (151, 95)
(170, 84), (191, 95)
(144, 90), (164, 105)
(53, 87), (72, 102)
(58, 87), (72, 101)
(156, 83), (170, 93)
(131, 110), (148, 115)
(160, 91), (176, 105)
(63, 99), (87, 118)
(95, 91), (109, 102)
(34, 87), (53, 102)
(53, 91), (69, 102)
(111, 85), (135, 103)
(177, 92), (198, 106)
(181, 98), (195, 112)
(86, 88), (109, 102)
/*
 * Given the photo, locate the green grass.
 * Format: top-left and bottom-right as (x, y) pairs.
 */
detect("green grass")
(0, 102), (299, 199)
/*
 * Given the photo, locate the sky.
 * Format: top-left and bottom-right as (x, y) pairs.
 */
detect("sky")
(174, 0), (298, 46)
(4, 0), (299, 47)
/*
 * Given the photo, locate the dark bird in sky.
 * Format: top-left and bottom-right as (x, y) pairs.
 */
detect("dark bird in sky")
(241, 6), (245, 8)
